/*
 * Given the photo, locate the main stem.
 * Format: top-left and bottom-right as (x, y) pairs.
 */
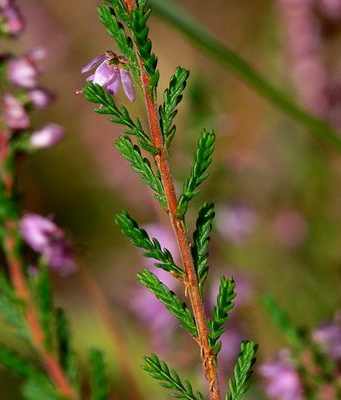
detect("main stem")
(141, 70), (221, 400)
(0, 133), (77, 400)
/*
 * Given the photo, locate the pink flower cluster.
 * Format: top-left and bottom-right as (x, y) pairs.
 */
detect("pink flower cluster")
(260, 350), (303, 400)
(260, 311), (341, 399)
(1, 3), (64, 150)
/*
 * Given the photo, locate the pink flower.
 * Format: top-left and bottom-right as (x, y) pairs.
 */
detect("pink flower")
(313, 312), (341, 361)
(28, 88), (54, 109)
(272, 209), (307, 248)
(30, 124), (64, 149)
(218, 329), (243, 372)
(20, 214), (76, 276)
(260, 350), (303, 400)
(82, 53), (136, 102)
(216, 205), (257, 244)
(7, 48), (45, 89)
(0, 1), (25, 36)
(3, 93), (30, 130)
(319, 0), (341, 20)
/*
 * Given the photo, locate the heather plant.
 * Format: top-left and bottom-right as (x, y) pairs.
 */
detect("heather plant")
(3, 1), (341, 400)
(82, 1), (258, 400)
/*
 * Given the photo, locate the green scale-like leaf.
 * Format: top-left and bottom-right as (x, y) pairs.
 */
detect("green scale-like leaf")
(0, 272), (27, 337)
(115, 136), (166, 206)
(159, 67), (190, 148)
(84, 83), (156, 155)
(138, 269), (197, 337)
(89, 350), (110, 400)
(0, 346), (36, 378)
(130, 2), (159, 89)
(263, 295), (304, 350)
(209, 276), (236, 355)
(177, 130), (215, 218)
(115, 211), (183, 277)
(0, 347), (63, 400)
(31, 266), (54, 349)
(191, 202), (215, 292)
(143, 354), (204, 400)
(226, 341), (258, 400)
(22, 374), (62, 400)
(56, 308), (79, 388)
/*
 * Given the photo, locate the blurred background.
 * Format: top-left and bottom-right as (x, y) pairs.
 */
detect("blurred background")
(2, 0), (341, 398)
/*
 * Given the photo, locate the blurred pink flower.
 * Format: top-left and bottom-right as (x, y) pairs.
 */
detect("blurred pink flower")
(0, 1), (25, 36)
(30, 123), (64, 149)
(3, 93), (30, 130)
(278, 0), (329, 116)
(218, 329), (243, 372)
(319, 0), (341, 20)
(82, 53), (136, 102)
(7, 48), (45, 89)
(313, 312), (341, 361)
(260, 350), (303, 400)
(272, 209), (307, 248)
(216, 205), (257, 244)
(28, 88), (54, 109)
(20, 213), (76, 276)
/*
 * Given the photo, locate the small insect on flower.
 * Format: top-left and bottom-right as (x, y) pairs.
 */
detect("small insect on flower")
(81, 51), (136, 102)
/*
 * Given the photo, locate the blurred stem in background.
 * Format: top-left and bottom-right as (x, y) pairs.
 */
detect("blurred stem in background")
(78, 267), (144, 400)
(149, 0), (341, 150)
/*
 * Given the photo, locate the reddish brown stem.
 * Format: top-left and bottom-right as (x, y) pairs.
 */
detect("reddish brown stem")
(4, 222), (77, 399)
(124, 0), (135, 12)
(141, 78), (221, 400)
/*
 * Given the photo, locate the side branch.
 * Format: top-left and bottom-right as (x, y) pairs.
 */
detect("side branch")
(3, 221), (77, 400)
(0, 133), (76, 400)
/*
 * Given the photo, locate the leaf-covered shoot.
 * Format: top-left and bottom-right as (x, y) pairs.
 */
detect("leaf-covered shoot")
(143, 354), (204, 400)
(115, 211), (183, 277)
(137, 269), (198, 337)
(191, 202), (215, 292)
(226, 341), (258, 400)
(159, 67), (190, 148)
(209, 277), (236, 355)
(177, 130), (216, 219)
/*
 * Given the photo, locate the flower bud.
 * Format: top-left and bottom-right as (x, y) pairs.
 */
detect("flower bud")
(30, 123), (64, 149)
(3, 93), (30, 130)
